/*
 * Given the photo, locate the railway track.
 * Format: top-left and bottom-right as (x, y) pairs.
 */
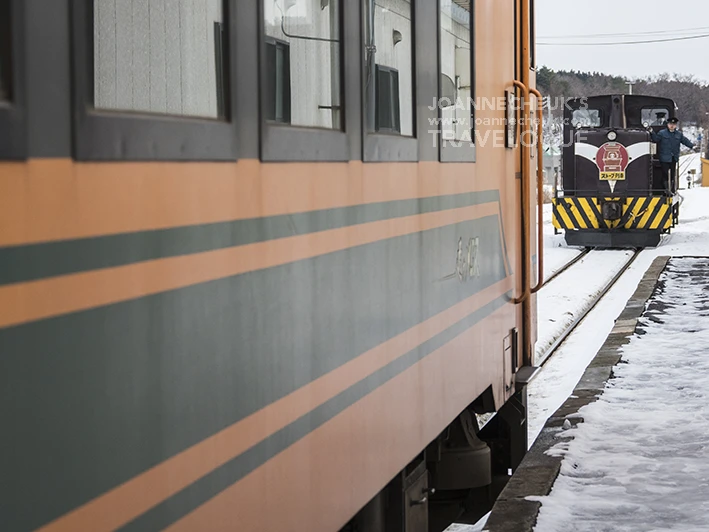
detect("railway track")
(477, 247), (637, 430)
(542, 248), (591, 287)
(472, 249), (643, 531)
(535, 249), (642, 370)
(678, 153), (699, 189)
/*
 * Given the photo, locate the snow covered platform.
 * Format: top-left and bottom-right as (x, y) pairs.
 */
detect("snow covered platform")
(484, 255), (709, 532)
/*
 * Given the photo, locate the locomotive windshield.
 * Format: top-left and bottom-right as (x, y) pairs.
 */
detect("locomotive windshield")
(641, 107), (671, 127)
(571, 108), (602, 128)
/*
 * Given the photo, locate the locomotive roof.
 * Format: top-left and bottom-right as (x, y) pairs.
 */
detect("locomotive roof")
(568, 94), (677, 108)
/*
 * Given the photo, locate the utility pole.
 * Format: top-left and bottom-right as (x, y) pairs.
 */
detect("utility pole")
(625, 81), (634, 95)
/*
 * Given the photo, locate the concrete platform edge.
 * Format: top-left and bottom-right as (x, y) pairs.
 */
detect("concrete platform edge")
(482, 255), (671, 532)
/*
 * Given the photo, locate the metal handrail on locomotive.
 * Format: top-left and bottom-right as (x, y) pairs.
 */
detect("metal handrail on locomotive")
(553, 95), (682, 248)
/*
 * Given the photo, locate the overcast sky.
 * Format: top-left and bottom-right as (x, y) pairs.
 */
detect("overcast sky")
(536, 0), (709, 83)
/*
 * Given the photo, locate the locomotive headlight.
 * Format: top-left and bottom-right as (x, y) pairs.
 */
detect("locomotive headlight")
(607, 131), (617, 141)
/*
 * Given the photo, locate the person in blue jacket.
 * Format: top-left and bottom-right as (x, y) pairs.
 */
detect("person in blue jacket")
(648, 117), (695, 193)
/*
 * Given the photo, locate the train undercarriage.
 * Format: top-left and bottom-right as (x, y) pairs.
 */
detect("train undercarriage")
(340, 387), (529, 532)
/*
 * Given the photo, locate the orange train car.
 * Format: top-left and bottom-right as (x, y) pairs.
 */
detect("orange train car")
(0, 1), (542, 531)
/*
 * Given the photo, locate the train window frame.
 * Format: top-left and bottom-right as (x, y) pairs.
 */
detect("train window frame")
(641, 107), (672, 128)
(70, 0), (239, 162)
(362, 0), (419, 163)
(0, 0), (27, 160)
(437, 0), (476, 163)
(259, 0), (361, 163)
(571, 108), (603, 129)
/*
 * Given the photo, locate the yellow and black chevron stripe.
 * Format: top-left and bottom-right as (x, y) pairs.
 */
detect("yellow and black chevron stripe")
(552, 196), (674, 231)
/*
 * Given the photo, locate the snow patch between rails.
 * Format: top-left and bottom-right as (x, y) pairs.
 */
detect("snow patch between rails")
(535, 249), (635, 366)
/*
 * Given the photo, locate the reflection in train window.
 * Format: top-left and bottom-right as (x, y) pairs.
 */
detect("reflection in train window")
(376, 65), (401, 133)
(364, 0), (414, 137)
(571, 109), (601, 128)
(0, 1), (11, 101)
(264, 0), (342, 130)
(92, 0), (227, 119)
(642, 108), (670, 127)
(439, 0), (472, 142)
(265, 39), (291, 124)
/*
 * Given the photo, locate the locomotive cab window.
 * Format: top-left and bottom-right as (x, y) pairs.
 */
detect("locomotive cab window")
(71, 0), (237, 161)
(0, 0), (25, 159)
(571, 108), (602, 128)
(363, 0), (417, 161)
(439, 0), (474, 162)
(641, 107), (671, 127)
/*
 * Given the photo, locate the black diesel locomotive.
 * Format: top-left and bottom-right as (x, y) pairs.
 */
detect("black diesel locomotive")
(553, 94), (682, 248)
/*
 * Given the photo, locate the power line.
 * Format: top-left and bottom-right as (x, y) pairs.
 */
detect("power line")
(539, 26), (709, 39)
(539, 33), (709, 46)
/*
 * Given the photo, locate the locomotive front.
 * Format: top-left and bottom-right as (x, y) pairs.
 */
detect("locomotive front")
(553, 95), (681, 248)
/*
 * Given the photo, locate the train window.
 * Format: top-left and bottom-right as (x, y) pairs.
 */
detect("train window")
(264, 39), (292, 124)
(92, 0), (226, 119)
(376, 65), (401, 133)
(71, 1), (238, 160)
(260, 0), (362, 161)
(439, 0), (475, 162)
(263, 0), (342, 130)
(0, 0), (25, 159)
(0, 1), (11, 102)
(365, 0), (414, 136)
(362, 0), (418, 161)
(571, 109), (602, 128)
(642, 108), (670, 127)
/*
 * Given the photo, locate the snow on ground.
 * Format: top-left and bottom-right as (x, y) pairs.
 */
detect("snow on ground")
(443, 516), (489, 532)
(678, 153), (702, 188)
(542, 203), (582, 281)
(527, 253), (638, 443)
(528, 161), (709, 446)
(534, 250), (634, 366)
(531, 258), (709, 532)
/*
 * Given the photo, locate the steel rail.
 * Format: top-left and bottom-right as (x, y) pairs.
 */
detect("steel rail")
(535, 249), (642, 370)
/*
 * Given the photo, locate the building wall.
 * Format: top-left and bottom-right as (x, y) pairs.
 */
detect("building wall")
(94, 0), (223, 118)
